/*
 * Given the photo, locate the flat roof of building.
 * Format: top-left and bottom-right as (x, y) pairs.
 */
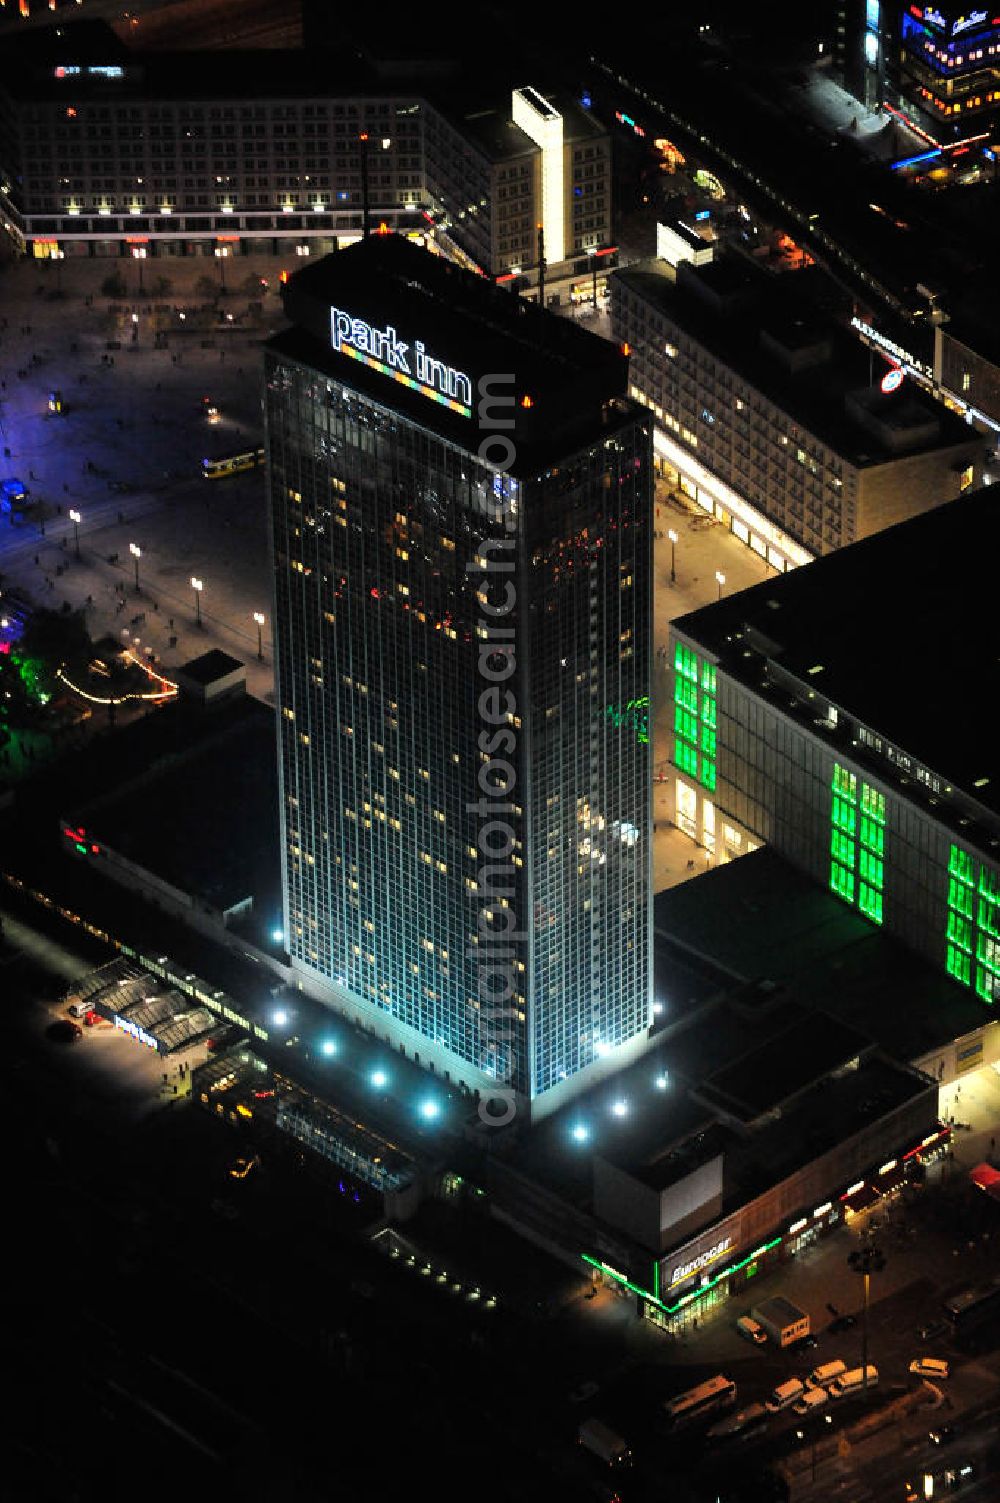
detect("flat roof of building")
(443, 87), (606, 163)
(613, 254), (975, 468)
(177, 649), (244, 687)
(673, 486), (1000, 822)
(272, 235), (636, 469)
(654, 848), (990, 1065)
(66, 692), (280, 916)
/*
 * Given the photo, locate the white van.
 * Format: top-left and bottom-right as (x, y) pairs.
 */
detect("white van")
(793, 1386), (829, 1416)
(829, 1365), (878, 1399)
(808, 1360), (847, 1389)
(736, 1315), (767, 1345)
(766, 1378), (805, 1412)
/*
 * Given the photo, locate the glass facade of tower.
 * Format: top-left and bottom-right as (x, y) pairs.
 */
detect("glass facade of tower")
(267, 352), (651, 1103)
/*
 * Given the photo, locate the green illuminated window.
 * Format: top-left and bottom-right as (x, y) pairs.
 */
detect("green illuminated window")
(947, 945), (971, 985)
(976, 933), (1000, 971)
(830, 767), (886, 926)
(861, 785), (886, 823)
(674, 642), (698, 680)
(858, 883), (883, 925)
(832, 796), (857, 836)
(831, 829), (855, 867)
(674, 705), (698, 741)
(672, 642), (719, 795)
(860, 816), (884, 855)
(675, 678), (698, 713)
(945, 848), (1000, 1001)
(675, 738), (698, 777)
(833, 763), (858, 800)
(979, 897), (1000, 939)
(976, 967), (1000, 1002)
(947, 910), (972, 951)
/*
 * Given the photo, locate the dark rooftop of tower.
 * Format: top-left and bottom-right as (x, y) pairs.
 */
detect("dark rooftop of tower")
(270, 235), (636, 470)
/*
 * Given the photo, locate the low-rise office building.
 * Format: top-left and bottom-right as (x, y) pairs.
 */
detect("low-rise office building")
(612, 251), (981, 573)
(485, 848), (963, 1331)
(425, 84), (612, 292)
(668, 486), (1000, 1013)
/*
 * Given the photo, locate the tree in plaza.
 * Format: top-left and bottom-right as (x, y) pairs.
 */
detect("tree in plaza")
(100, 270), (128, 298)
(16, 607), (93, 701)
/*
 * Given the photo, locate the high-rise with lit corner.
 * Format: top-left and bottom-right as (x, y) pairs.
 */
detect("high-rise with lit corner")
(265, 236), (653, 1119)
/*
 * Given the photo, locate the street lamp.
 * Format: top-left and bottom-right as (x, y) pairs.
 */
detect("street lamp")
(191, 575), (203, 627)
(69, 508), (81, 559)
(587, 246), (598, 309)
(715, 569), (726, 600)
(129, 541), (141, 594)
(214, 246), (229, 292)
(132, 245), (146, 294)
(668, 527), (678, 584)
(253, 610), (265, 662)
(847, 1234), (886, 1400)
(359, 131), (370, 239)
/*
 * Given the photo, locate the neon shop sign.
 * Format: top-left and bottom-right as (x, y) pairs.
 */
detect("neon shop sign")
(113, 1013), (158, 1049)
(669, 1235), (733, 1288)
(952, 11), (988, 34)
(330, 307), (473, 417)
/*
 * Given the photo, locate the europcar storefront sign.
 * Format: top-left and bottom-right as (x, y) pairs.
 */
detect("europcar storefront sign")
(330, 306), (473, 418)
(668, 1234), (733, 1289)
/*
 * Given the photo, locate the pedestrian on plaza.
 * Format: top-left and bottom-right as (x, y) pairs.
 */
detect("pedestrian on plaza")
(29, 470), (36, 480)
(33, 555), (39, 565)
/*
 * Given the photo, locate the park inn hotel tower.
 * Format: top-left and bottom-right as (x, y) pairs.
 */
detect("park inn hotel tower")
(265, 237), (653, 1119)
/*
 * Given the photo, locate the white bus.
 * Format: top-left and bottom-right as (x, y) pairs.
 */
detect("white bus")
(664, 1374), (737, 1427)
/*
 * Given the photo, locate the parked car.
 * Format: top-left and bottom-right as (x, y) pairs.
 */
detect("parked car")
(786, 1332), (819, 1355)
(765, 1378), (805, 1413)
(46, 1019), (83, 1044)
(736, 1315), (767, 1345)
(827, 1313), (857, 1334)
(793, 1386), (829, 1416)
(910, 1357), (950, 1380)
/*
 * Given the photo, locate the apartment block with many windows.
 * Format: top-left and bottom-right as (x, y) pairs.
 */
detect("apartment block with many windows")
(612, 253), (981, 573)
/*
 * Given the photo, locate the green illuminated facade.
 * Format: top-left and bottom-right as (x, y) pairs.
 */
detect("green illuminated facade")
(673, 643), (716, 793)
(946, 845), (1000, 1003)
(829, 762), (885, 925)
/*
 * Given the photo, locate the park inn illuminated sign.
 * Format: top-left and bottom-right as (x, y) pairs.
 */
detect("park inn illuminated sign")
(330, 306), (474, 418)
